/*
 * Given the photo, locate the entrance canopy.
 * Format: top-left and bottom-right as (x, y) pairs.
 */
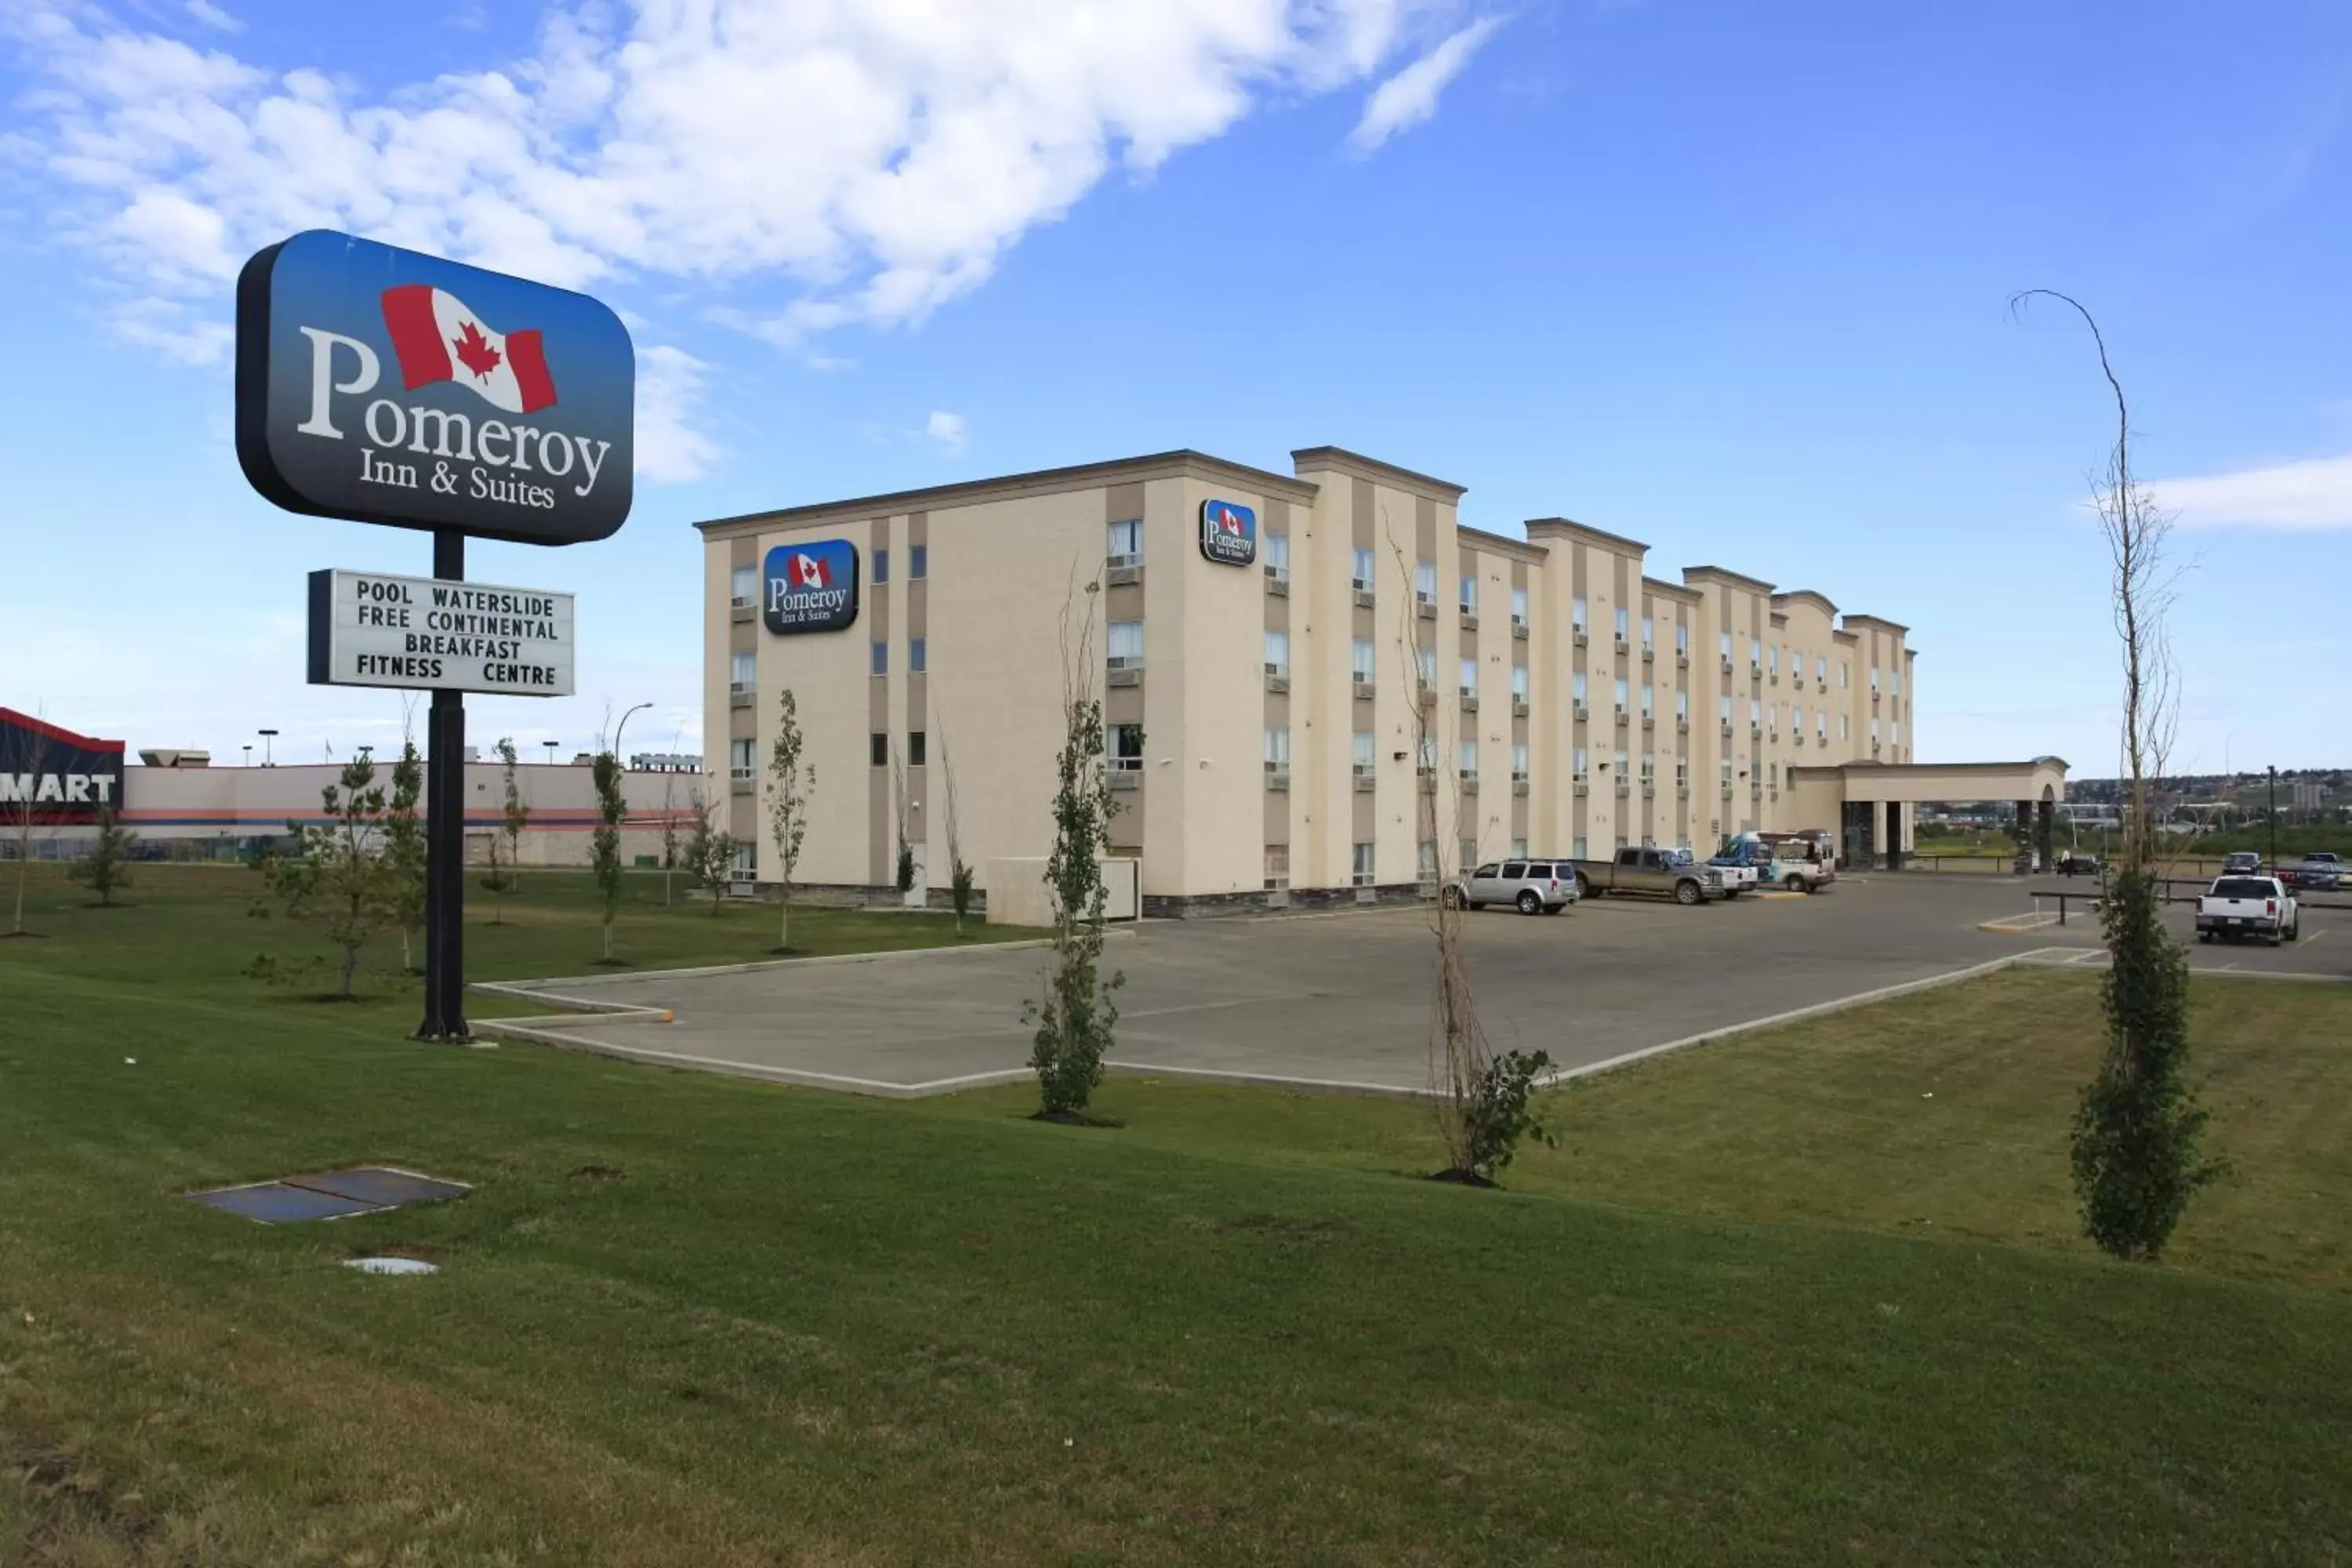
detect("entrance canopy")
(1802, 757), (2069, 805)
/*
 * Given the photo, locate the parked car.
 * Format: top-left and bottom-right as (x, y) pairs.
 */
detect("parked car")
(1706, 839), (1771, 896)
(2054, 851), (2102, 877)
(2221, 851), (2263, 876)
(1445, 858), (1580, 915)
(2280, 852), (2343, 892)
(2195, 875), (2299, 946)
(1567, 846), (1726, 906)
(1751, 832), (1837, 892)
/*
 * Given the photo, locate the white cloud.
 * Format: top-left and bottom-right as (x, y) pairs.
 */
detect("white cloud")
(2152, 453), (2352, 532)
(9, 0), (1475, 363)
(633, 344), (717, 483)
(183, 0), (240, 31)
(924, 409), (968, 452)
(1348, 14), (1501, 154)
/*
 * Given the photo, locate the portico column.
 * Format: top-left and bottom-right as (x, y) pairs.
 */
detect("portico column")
(1886, 799), (1903, 871)
(2038, 797), (2055, 872)
(2015, 800), (2034, 874)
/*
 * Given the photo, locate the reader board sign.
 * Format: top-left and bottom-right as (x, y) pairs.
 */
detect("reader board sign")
(1200, 498), (1257, 567)
(762, 539), (861, 634)
(238, 230), (634, 546)
(307, 568), (575, 696)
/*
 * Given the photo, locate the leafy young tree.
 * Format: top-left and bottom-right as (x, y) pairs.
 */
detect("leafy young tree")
(73, 805), (136, 907)
(1028, 583), (1124, 1120)
(659, 757), (683, 906)
(937, 720), (975, 937)
(766, 688), (811, 952)
(590, 749), (626, 963)
(499, 735), (530, 900)
(262, 754), (394, 1000)
(682, 774), (736, 916)
(383, 735), (426, 970)
(2015, 289), (2216, 1260)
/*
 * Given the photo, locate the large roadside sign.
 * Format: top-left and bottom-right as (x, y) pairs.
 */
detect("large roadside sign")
(307, 568), (575, 696)
(236, 230), (635, 546)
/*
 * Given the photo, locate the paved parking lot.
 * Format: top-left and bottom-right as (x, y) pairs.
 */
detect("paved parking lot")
(482, 873), (2349, 1097)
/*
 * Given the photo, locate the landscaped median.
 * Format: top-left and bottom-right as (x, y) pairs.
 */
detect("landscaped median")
(3, 867), (2350, 1563)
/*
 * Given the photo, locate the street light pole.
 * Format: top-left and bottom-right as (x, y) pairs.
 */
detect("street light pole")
(612, 702), (653, 765)
(258, 728), (277, 767)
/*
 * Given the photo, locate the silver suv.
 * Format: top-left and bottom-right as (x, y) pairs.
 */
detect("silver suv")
(1443, 858), (1581, 916)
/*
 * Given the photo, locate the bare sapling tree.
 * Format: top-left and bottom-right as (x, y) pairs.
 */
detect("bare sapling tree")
(590, 747), (626, 964)
(2013, 288), (2215, 1260)
(1026, 574), (1124, 1121)
(766, 687), (811, 952)
(383, 732), (426, 971)
(3, 714), (56, 938)
(1391, 532), (1555, 1185)
(937, 718), (975, 937)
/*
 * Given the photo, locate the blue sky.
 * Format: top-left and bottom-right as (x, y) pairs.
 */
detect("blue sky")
(3, 0), (2347, 779)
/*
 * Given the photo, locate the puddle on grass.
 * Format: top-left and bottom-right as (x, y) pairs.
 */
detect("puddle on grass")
(345, 1257), (439, 1276)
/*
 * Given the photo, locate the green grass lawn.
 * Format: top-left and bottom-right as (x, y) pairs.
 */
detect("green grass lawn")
(5, 870), (2351, 1563)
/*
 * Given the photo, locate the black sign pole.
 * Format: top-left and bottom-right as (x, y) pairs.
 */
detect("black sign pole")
(419, 526), (469, 1040)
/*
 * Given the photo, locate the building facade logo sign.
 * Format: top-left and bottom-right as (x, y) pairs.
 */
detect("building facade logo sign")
(1200, 498), (1258, 567)
(762, 540), (861, 634)
(0, 709), (126, 825)
(236, 230), (634, 546)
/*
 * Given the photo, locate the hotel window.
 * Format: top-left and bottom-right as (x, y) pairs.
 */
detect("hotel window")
(1573, 746), (1589, 782)
(1815, 655), (1827, 683)
(731, 842), (756, 879)
(1418, 840), (1439, 880)
(909, 731), (927, 767)
(1871, 666), (1881, 693)
(1264, 628), (1290, 678)
(1794, 704), (1806, 733)
(873, 547), (889, 584)
(731, 738), (756, 780)
(1416, 647), (1436, 688)
(1890, 669), (1901, 698)
(729, 564), (755, 608)
(1571, 596), (1588, 633)
(1417, 735), (1438, 771)
(1106, 518), (1142, 568)
(1720, 631), (1733, 662)
(1614, 677), (1629, 715)
(1352, 546), (1376, 592)
(1769, 762), (1779, 789)
(1511, 838), (1528, 858)
(1675, 757), (1688, 786)
(867, 733), (887, 768)
(1766, 645), (1777, 678)
(1572, 671), (1588, 706)
(1263, 726), (1290, 775)
(1460, 657), (1478, 698)
(1642, 616), (1654, 654)
(1675, 622), (1689, 656)
(730, 652), (755, 690)
(1107, 620), (1145, 670)
(1352, 730), (1376, 775)
(1460, 574), (1477, 613)
(1640, 683), (1654, 719)
(1352, 637), (1376, 684)
(1614, 606), (1629, 644)
(1512, 665), (1529, 704)
(1109, 724), (1145, 772)
(1264, 844), (1289, 891)
(1416, 561), (1436, 605)
(909, 543), (927, 580)
(1640, 752), (1655, 781)
(1750, 698), (1761, 726)
(1512, 743), (1529, 782)
(1511, 586), (1529, 628)
(1675, 689), (1689, 721)
(1264, 532), (1289, 583)
(1840, 661), (1849, 688)
(1872, 717), (1881, 744)
(1460, 838), (1479, 872)
(1818, 711), (1829, 742)
(908, 637), (926, 674)
(1719, 695), (1733, 724)
(1458, 739), (1478, 779)
(1573, 837), (1588, 859)
(1352, 842), (1376, 887)
(869, 641), (887, 676)
(1615, 748), (1629, 779)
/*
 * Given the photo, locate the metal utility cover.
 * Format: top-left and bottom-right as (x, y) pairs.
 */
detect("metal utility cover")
(285, 1167), (471, 1207)
(191, 1182), (383, 1224)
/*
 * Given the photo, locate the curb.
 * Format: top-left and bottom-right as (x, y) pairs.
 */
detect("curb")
(468, 932), (1089, 996)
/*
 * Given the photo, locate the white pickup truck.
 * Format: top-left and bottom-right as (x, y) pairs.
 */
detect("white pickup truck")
(2195, 875), (2299, 946)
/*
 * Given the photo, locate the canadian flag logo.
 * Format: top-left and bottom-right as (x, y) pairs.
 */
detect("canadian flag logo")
(792, 552), (832, 589)
(1213, 503), (1244, 535)
(380, 285), (558, 416)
